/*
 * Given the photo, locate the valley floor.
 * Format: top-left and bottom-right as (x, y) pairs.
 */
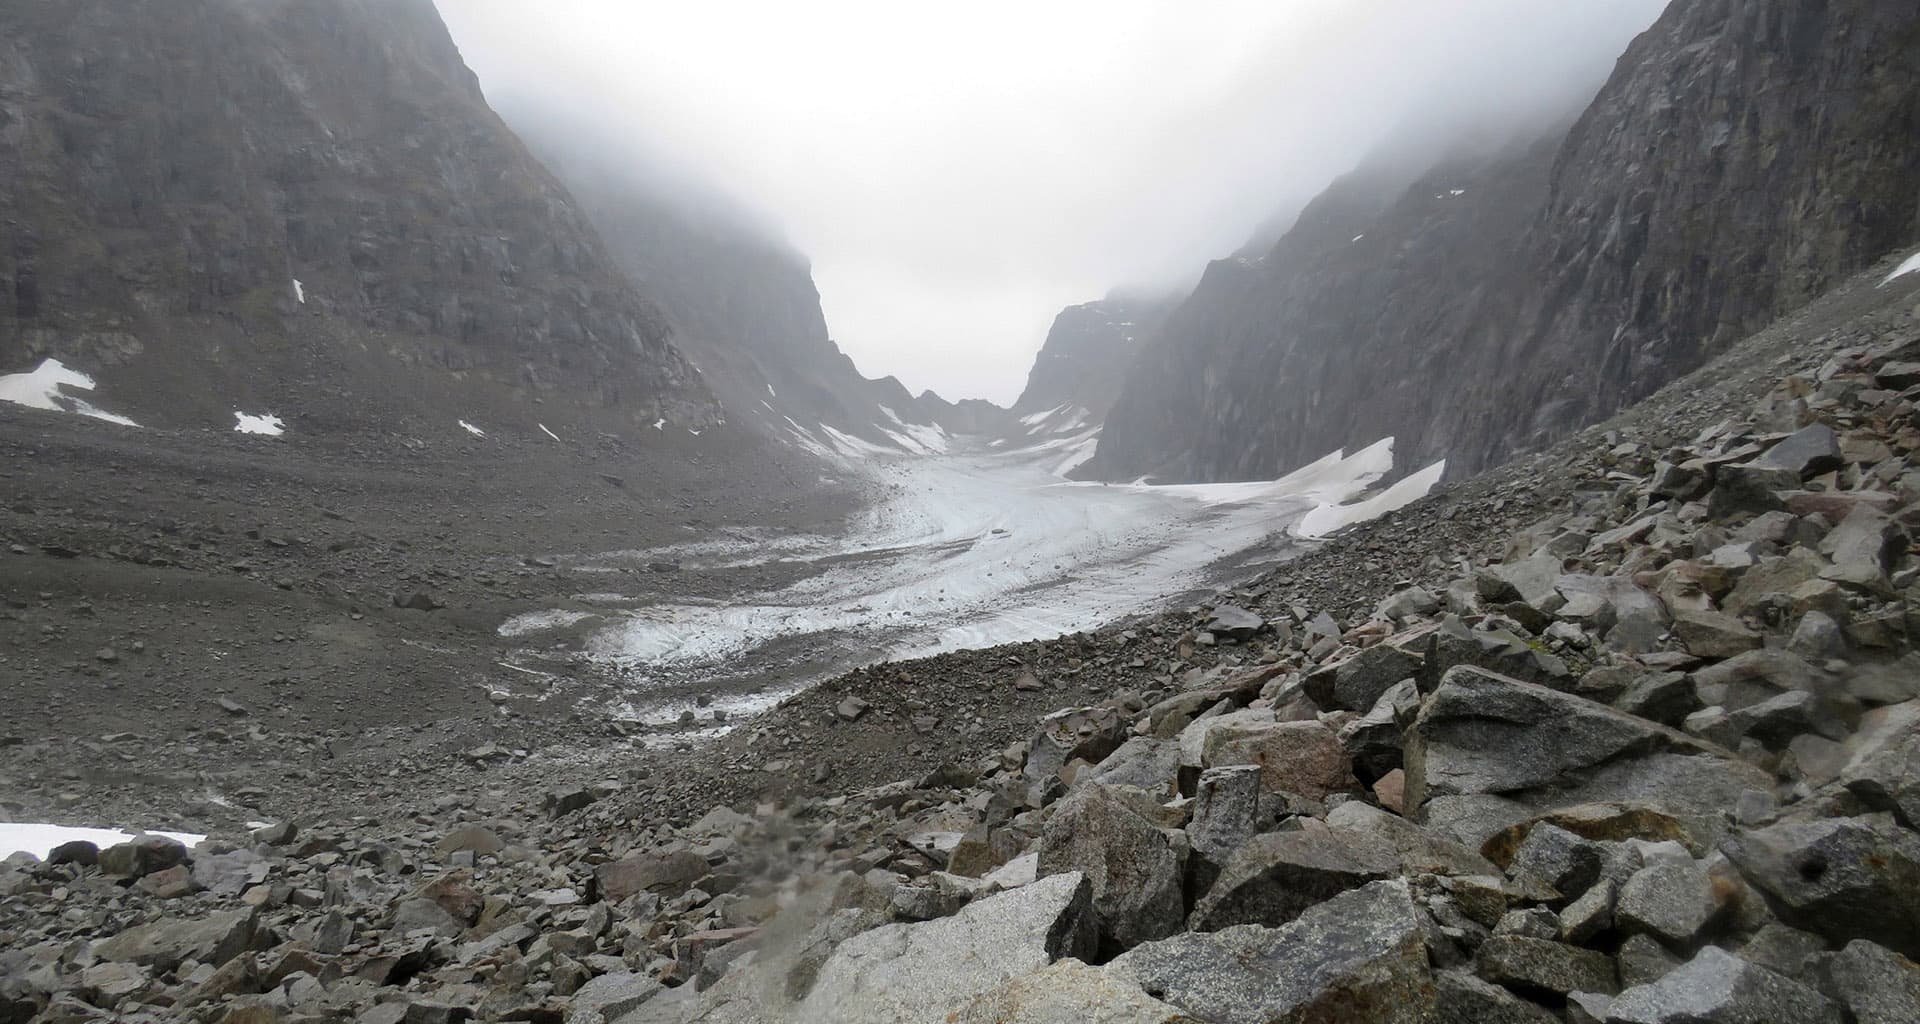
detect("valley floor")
(0, 368), (1437, 840)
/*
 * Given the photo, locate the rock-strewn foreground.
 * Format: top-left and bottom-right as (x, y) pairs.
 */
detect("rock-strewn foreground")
(7, 263), (1920, 1021)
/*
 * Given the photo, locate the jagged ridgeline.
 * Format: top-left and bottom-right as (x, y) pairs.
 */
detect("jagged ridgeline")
(1089, 0), (1920, 484)
(0, 0), (717, 436)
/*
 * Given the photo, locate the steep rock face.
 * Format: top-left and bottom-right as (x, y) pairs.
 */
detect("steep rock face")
(1013, 297), (1171, 421)
(1090, 142), (1549, 483)
(1495, 0), (1920, 461)
(507, 114), (959, 453)
(0, 0), (715, 434)
(1091, 0), (1920, 483)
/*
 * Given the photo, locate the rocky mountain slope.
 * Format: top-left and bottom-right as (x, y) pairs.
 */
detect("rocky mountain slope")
(1092, 0), (1920, 484)
(0, 0), (716, 439)
(503, 113), (963, 457)
(7, 238), (1917, 1022)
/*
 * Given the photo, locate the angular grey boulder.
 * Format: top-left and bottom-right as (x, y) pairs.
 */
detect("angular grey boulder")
(92, 908), (259, 971)
(1434, 969), (1561, 1023)
(1026, 706), (1128, 800)
(790, 871), (1096, 1023)
(1187, 766), (1281, 868)
(1188, 829), (1398, 931)
(1841, 700), (1920, 827)
(1406, 667), (1769, 851)
(1720, 816), (1920, 958)
(1605, 946), (1841, 1023)
(1108, 881), (1434, 1024)
(1037, 784), (1188, 953)
(1474, 935), (1617, 998)
(1812, 940), (1920, 1024)
(1304, 639), (1423, 712)
(948, 959), (1198, 1024)
(1614, 859), (1721, 947)
(1754, 423), (1842, 478)
(1078, 736), (1182, 796)
(565, 972), (663, 1024)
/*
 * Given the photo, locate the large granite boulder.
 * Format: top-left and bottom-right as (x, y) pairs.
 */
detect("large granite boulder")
(1037, 784), (1188, 953)
(948, 959), (1198, 1023)
(1720, 816), (1920, 958)
(1109, 881), (1435, 1024)
(1606, 946), (1841, 1023)
(790, 872), (1096, 1023)
(1405, 666), (1770, 850)
(1188, 829), (1399, 931)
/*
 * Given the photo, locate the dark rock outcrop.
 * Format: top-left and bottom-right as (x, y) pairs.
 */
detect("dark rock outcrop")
(1012, 295), (1173, 422)
(0, 0), (718, 436)
(1090, 0), (1920, 484)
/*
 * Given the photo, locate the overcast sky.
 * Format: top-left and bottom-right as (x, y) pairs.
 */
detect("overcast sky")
(438, 1), (1668, 406)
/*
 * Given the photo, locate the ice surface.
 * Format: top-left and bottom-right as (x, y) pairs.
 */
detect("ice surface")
(0, 358), (140, 426)
(0, 823), (204, 860)
(572, 437), (1433, 680)
(459, 419), (485, 437)
(1882, 250), (1920, 286)
(233, 411), (284, 436)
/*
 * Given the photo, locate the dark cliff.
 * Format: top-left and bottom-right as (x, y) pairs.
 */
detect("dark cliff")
(1012, 296), (1172, 420)
(0, 0), (716, 434)
(1091, 0), (1920, 483)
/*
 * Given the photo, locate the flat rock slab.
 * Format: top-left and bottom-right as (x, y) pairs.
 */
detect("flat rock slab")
(1109, 880), (1434, 1024)
(1188, 829), (1399, 931)
(1606, 946), (1840, 1023)
(948, 959), (1199, 1023)
(790, 871), (1096, 1023)
(1407, 666), (1769, 851)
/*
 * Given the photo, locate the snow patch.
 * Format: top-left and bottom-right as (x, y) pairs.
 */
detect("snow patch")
(819, 424), (892, 457)
(652, 418), (665, 430)
(292, 278), (306, 304)
(497, 609), (597, 638)
(1294, 458), (1446, 538)
(0, 359), (139, 427)
(879, 406), (952, 454)
(233, 411), (284, 436)
(459, 419), (485, 437)
(1352, 234), (1365, 243)
(766, 383), (777, 397)
(0, 823), (205, 860)
(1882, 250), (1920, 286)
(538, 423), (561, 442)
